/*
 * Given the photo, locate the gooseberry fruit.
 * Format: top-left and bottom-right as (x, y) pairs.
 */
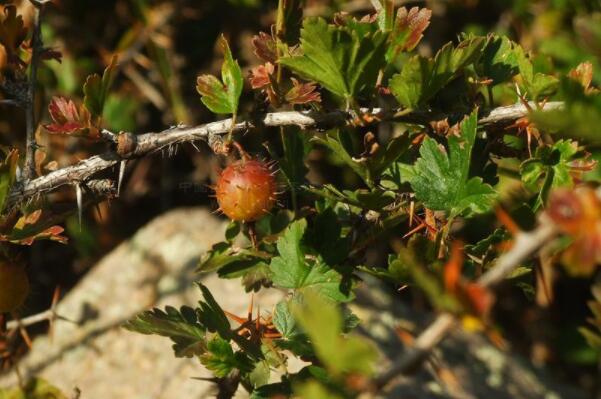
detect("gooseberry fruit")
(0, 261), (29, 313)
(215, 159), (277, 222)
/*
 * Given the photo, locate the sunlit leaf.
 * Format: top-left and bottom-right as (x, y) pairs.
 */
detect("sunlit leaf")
(199, 336), (254, 378)
(279, 17), (388, 102)
(83, 55), (119, 118)
(123, 306), (206, 357)
(270, 219), (353, 302)
(401, 110), (496, 218)
(196, 35), (243, 115)
(390, 36), (486, 108)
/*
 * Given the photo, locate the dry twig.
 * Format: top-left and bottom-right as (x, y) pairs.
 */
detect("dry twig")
(8, 101), (563, 207)
(374, 215), (559, 389)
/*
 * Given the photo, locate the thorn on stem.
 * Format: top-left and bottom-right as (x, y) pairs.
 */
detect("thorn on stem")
(75, 183), (83, 231)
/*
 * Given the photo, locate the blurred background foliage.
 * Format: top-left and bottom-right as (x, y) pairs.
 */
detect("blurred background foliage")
(0, 0), (600, 393)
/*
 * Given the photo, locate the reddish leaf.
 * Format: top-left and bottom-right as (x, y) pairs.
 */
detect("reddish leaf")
(249, 62), (275, 89)
(43, 96), (98, 139)
(251, 32), (277, 64)
(387, 7), (432, 63)
(548, 187), (601, 276)
(547, 187), (600, 235)
(48, 96), (80, 125)
(396, 7), (431, 51)
(285, 78), (322, 105)
(0, 210), (68, 245)
(335, 11), (378, 26)
(568, 62), (596, 94)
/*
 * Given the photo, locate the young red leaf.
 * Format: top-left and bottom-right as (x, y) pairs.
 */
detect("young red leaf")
(568, 62), (595, 94)
(285, 78), (321, 105)
(249, 62), (275, 89)
(395, 7), (431, 51)
(0, 210), (68, 245)
(387, 7), (431, 62)
(43, 96), (98, 138)
(251, 32), (277, 63)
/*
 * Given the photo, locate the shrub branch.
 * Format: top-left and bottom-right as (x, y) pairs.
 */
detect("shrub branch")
(8, 101), (562, 206)
(373, 214), (559, 389)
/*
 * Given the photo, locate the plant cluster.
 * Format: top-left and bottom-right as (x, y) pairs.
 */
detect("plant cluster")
(0, 0), (600, 398)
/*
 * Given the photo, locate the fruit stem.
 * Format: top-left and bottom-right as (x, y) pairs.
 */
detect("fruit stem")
(226, 113), (237, 144)
(280, 127), (298, 217)
(247, 222), (258, 249)
(232, 141), (251, 161)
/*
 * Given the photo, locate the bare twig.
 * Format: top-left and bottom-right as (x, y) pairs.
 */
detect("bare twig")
(5, 308), (71, 331)
(374, 215), (559, 389)
(8, 101), (563, 207)
(23, 1), (45, 181)
(478, 101), (563, 127)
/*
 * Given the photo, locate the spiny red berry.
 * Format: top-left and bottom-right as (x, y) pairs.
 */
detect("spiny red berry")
(215, 159), (277, 222)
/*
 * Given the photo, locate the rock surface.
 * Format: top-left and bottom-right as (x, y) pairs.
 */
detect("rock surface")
(0, 208), (283, 398)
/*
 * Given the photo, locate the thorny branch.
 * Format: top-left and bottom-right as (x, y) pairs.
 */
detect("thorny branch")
(373, 215), (560, 389)
(7, 101), (563, 207)
(5, 308), (70, 331)
(23, 1), (46, 181)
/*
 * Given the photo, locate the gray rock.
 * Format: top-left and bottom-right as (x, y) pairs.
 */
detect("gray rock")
(0, 208), (282, 398)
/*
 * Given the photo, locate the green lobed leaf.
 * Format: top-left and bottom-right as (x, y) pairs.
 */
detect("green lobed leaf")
(306, 207), (351, 265)
(279, 17), (388, 101)
(273, 299), (304, 340)
(389, 36), (486, 108)
(198, 242), (269, 274)
(196, 283), (232, 339)
(516, 46), (559, 100)
(520, 140), (582, 209)
(199, 336), (254, 378)
(313, 131), (370, 186)
(270, 219), (353, 302)
(123, 305), (206, 358)
(272, 298), (313, 357)
(401, 110), (496, 218)
(196, 35), (243, 115)
(269, 127), (311, 191)
(306, 184), (396, 211)
(477, 35), (520, 85)
(83, 55), (119, 118)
